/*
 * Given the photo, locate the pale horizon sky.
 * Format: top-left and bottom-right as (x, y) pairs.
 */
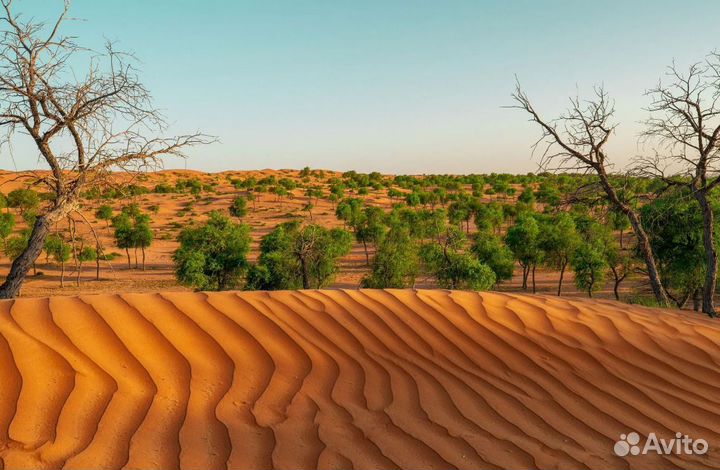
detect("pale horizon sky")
(4, 0), (720, 174)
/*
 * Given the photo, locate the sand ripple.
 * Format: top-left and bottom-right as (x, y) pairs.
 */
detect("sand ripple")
(0, 289), (718, 469)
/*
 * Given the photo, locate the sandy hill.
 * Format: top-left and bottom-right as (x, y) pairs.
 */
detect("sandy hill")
(0, 289), (718, 469)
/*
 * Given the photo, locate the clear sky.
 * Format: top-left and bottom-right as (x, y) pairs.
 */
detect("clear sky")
(6, 0), (720, 174)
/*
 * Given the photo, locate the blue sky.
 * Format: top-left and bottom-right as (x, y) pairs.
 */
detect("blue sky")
(7, 0), (720, 173)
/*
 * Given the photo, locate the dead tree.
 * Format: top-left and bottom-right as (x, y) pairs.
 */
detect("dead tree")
(0, 1), (212, 297)
(635, 54), (720, 317)
(511, 83), (670, 306)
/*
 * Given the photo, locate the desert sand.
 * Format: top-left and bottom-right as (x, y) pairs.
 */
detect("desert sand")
(0, 289), (718, 469)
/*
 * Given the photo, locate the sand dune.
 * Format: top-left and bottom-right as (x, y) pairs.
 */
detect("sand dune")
(0, 289), (718, 469)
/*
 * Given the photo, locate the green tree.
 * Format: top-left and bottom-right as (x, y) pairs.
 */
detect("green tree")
(505, 214), (543, 292)
(246, 223), (300, 290)
(571, 240), (607, 298)
(387, 187), (403, 202)
(421, 226), (496, 290)
(133, 216), (153, 270)
(247, 222), (352, 290)
(112, 213), (134, 268)
(609, 210), (631, 249)
(355, 206), (387, 266)
(303, 202), (314, 220)
(641, 189), (711, 309)
(473, 202), (504, 234)
(174, 211), (252, 290)
(229, 196), (248, 218)
(7, 189), (39, 215)
(605, 239), (630, 301)
(405, 192), (421, 207)
(362, 222), (419, 288)
(535, 181), (562, 208)
(0, 213), (15, 247)
(518, 186), (536, 206)
(77, 246), (97, 286)
(95, 205), (113, 227)
(448, 200), (472, 233)
(471, 230), (515, 285)
(246, 191), (256, 210)
(45, 234), (71, 288)
(335, 197), (364, 228)
(121, 203), (142, 218)
(539, 213), (580, 296)
(273, 186), (289, 209)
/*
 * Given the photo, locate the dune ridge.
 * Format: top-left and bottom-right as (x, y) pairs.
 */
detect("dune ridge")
(0, 289), (718, 469)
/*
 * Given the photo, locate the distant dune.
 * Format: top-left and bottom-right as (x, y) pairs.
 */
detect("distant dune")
(0, 289), (718, 469)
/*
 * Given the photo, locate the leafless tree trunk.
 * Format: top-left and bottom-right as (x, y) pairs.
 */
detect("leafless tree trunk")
(69, 217), (80, 286)
(511, 83), (670, 307)
(635, 53), (720, 317)
(0, 1), (212, 298)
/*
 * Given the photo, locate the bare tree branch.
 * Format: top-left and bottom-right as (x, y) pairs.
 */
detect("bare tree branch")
(0, 1), (215, 298)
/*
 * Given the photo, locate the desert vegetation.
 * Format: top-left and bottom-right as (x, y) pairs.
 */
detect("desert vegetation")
(0, 166), (715, 317)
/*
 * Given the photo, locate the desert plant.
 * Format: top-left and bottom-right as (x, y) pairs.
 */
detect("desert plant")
(247, 222), (352, 290)
(505, 213), (543, 292)
(95, 205), (114, 227)
(174, 211), (251, 291)
(471, 230), (515, 285)
(539, 212), (580, 296)
(0, 212), (15, 247)
(229, 196), (248, 218)
(571, 240), (607, 298)
(45, 234), (71, 288)
(421, 226), (496, 290)
(362, 222), (419, 288)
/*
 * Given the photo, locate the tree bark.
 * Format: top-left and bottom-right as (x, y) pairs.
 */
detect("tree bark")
(693, 288), (702, 311)
(0, 211), (59, 298)
(597, 169), (669, 306)
(610, 266), (626, 301)
(125, 248), (131, 269)
(676, 290), (691, 309)
(531, 263), (536, 294)
(300, 256), (310, 289)
(557, 262), (566, 296)
(141, 246), (146, 271)
(694, 191), (718, 317)
(521, 264), (529, 290)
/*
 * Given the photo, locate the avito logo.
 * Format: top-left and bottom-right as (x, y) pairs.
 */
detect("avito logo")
(614, 432), (708, 457)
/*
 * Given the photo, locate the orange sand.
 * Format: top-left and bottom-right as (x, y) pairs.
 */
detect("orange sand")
(0, 289), (718, 469)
